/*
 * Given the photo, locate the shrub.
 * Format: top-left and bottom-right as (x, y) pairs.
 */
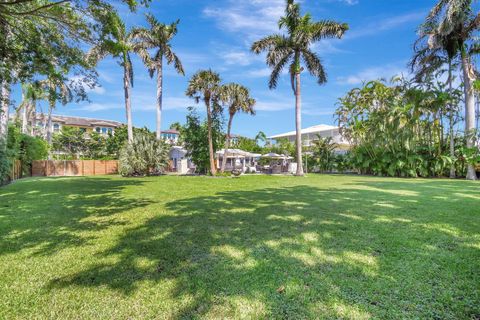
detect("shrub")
(0, 140), (12, 184)
(119, 131), (170, 176)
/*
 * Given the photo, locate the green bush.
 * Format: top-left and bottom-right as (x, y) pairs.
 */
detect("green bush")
(119, 131), (170, 177)
(0, 140), (12, 184)
(5, 125), (48, 177)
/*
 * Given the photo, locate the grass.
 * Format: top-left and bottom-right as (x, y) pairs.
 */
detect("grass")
(0, 174), (479, 319)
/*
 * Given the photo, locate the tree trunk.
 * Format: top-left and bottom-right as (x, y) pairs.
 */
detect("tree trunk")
(448, 59), (456, 178)
(221, 114), (234, 173)
(295, 72), (304, 176)
(30, 100), (36, 136)
(0, 82), (10, 142)
(124, 65), (133, 143)
(46, 102), (54, 144)
(205, 98), (217, 175)
(21, 92), (28, 134)
(156, 60), (163, 140)
(461, 48), (477, 180)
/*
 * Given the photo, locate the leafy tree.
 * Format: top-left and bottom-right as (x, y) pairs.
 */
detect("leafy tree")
(132, 14), (185, 140)
(251, 0), (348, 176)
(232, 137), (263, 153)
(219, 83), (256, 173)
(185, 70), (223, 174)
(169, 122), (183, 131)
(423, 0), (480, 180)
(52, 127), (87, 159)
(336, 78), (461, 177)
(311, 136), (338, 173)
(181, 107), (224, 174)
(119, 130), (170, 176)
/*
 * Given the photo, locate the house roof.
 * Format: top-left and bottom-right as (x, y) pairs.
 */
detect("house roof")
(267, 124), (339, 139)
(161, 129), (180, 134)
(36, 114), (123, 128)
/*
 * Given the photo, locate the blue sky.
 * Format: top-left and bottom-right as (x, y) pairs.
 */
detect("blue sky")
(15, 0), (438, 138)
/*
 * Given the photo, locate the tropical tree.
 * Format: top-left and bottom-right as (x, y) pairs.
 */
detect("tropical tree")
(251, 0), (348, 176)
(255, 131), (268, 146)
(424, 0), (479, 180)
(88, 12), (135, 142)
(185, 70), (223, 175)
(219, 83), (256, 173)
(132, 14), (185, 140)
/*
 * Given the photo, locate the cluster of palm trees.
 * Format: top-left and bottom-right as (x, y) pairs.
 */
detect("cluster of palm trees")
(411, 0), (479, 180)
(88, 12), (184, 143)
(186, 70), (256, 175)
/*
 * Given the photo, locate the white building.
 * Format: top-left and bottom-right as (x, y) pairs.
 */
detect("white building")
(268, 124), (350, 150)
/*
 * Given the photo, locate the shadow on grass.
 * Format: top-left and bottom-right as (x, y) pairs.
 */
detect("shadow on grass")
(0, 177), (152, 256)
(46, 179), (480, 318)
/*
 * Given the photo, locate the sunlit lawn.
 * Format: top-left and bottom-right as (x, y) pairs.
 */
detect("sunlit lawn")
(0, 174), (479, 319)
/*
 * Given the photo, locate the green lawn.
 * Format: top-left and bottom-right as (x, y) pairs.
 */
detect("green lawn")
(0, 175), (479, 319)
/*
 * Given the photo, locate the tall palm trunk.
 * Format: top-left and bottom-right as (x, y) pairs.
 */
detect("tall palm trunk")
(30, 100), (36, 136)
(221, 113), (234, 173)
(21, 92), (28, 134)
(205, 97), (217, 175)
(124, 65), (133, 143)
(461, 48), (477, 180)
(155, 59), (163, 140)
(448, 59), (456, 178)
(46, 101), (54, 144)
(294, 72), (304, 176)
(0, 82), (10, 142)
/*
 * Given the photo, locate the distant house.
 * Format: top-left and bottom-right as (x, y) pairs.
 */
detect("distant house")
(160, 129), (180, 145)
(268, 124), (350, 151)
(32, 114), (123, 136)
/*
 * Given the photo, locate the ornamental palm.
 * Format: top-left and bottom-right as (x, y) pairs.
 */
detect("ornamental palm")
(88, 12), (135, 142)
(132, 14), (185, 140)
(219, 83), (256, 173)
(251, 0), (348, 176)
(424, 0), (479, 180)
(186, 70), (222, 175)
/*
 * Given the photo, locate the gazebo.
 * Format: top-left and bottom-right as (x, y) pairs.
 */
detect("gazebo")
(260, 153), (294, 174)
(216, 149), (259, 173)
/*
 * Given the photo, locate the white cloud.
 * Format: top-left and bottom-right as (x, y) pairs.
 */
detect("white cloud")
(336, 64), (409, 85)
(77, 103), (120, 112)
(203, 0), (285, 40)
(334, 0), (359, 5)
(346, 11), (425, 39)
(221, 50), (256, 66)
(246, 68), (272, 78)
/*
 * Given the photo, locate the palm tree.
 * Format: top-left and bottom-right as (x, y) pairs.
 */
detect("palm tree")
(219, 83), (256, 173)
(255, 131), (268, 146)
(410, 38), (459, 177)
(251, 0), (348, 176)
(425, 0), (479, 180)
(88, 12), (135, 142)
(43, 76), (72, 144)
(132, 14), (185, 140)
(186, 70), (222, 175)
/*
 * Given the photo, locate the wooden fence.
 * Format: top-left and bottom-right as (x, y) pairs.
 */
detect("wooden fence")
(32, 160), (118, 177)
(9, 160), (22, 181)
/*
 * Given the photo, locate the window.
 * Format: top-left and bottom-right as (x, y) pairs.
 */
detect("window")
(53, 123), (60, 132)
(95, 127), (101, 133)
(102, 127), (107, 134)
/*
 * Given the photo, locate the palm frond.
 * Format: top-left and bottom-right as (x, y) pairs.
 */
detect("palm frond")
(269, 53), (292, 89)
(251, 34), (284, 54)
(301, 49), (326, 84)
(310, 20), (349, 41)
